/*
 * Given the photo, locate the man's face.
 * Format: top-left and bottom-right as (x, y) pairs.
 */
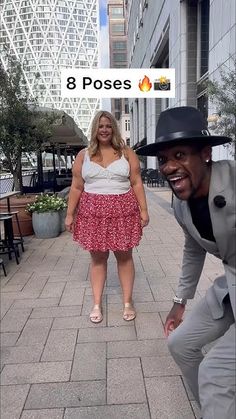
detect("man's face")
(157, 145), (212, 200)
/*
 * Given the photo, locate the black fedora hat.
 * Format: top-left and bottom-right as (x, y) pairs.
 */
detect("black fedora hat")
(136, 106), (231, 156)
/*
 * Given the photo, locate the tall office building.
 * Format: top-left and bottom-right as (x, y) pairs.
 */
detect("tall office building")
(0, 0), (101, 136)
(126, 0), (235, 163)
(107, 0), (130, 144)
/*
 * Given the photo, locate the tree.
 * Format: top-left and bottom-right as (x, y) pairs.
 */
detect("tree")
(0, 52), (56, 191)
(207, 58), (236, 159)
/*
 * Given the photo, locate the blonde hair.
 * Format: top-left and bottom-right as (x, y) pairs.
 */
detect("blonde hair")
(88, 110), (125, 157)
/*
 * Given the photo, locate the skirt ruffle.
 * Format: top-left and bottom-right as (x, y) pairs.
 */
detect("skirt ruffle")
(73, 189), (142, 251)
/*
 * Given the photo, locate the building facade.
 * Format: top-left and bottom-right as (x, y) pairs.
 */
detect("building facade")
(126, 0), (235, 166)
(0, 0), (101, 137)
(108, 0), (130, 144)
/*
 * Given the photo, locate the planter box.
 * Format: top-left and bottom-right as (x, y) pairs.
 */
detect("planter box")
(32, 211), (60, 239)
(59, 208), (67, 232)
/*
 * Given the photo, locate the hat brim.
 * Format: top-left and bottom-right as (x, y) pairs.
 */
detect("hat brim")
(135, 135), (232, 156)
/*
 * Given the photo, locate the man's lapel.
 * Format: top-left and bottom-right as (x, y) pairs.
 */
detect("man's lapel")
(208, 162), (228, 259)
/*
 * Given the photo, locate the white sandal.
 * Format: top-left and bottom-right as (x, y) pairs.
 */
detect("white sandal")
(123, 302), (136, 321)
(90, 304), (103, 324)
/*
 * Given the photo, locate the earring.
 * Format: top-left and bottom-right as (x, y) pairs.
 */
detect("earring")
(206, 159), (209, 163)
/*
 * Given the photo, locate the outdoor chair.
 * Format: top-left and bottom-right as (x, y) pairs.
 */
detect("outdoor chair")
(147, 170), (166, 187)
(0, 214), (21, 265)
(0, 258), (7, 276)
(146, 170), (160, 187)
(141, 169), (149, 183)
(158, 171), (165, 187)
(0, 211), (24, 252)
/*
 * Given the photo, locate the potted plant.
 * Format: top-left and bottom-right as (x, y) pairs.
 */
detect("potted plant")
(26, 194), (67, 239)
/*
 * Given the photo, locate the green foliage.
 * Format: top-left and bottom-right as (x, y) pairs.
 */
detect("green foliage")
(0, 51), (56, 190)
(26, 194), (67, 213)
(0, 55), (34, 168)
(207, 58), (236, 157)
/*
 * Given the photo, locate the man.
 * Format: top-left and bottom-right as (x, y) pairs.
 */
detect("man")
(136, 106), (235, 419)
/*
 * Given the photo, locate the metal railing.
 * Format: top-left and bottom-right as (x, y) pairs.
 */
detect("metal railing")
(0, 171), (37, 193)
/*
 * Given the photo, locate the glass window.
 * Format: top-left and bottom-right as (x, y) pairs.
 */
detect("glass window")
(113, 63), (126, 68)
(113, 41), (126, 50)
(114, 99), (121, 111)
(113, 52), (126, 62)
(199, 0), (209, 77)
(115, 111), (120, 120)
(125, 119), (130, 131)
(111, 23), (125, 34)
(125, 99), (129, 114)
(197, 93), (208, 120)
(110, 7), (124, 18)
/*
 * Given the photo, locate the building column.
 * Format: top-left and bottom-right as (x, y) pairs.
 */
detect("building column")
(179, 0), (188, 105)
(138, 99), (145, 142)
(132, 99), (139, 146)
(129, 106), (134, 147)
(146, 98), (157, 169)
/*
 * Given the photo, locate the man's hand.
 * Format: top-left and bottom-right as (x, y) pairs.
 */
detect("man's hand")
(164, 303), (186, 337)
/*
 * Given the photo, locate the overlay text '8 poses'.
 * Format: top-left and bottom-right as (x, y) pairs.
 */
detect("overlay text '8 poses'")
(65, 110), (149, 323)
(137, 106), (235, 419)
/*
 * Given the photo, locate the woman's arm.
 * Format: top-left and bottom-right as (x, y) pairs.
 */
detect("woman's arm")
(127, 147), (149, 227)
(65, 150), (85, 232)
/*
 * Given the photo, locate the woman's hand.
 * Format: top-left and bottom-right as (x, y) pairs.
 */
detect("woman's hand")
(140, 209), (149, 228)
(65, 214), (74, 233)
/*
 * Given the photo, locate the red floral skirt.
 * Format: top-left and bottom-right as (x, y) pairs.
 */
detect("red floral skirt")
(73, 188), (142, 251)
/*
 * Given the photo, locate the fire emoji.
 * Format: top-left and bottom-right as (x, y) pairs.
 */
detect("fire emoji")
(138, 75), (152, 92)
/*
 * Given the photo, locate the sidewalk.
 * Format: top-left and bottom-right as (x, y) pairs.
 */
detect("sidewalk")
(0, 187), (224, 419)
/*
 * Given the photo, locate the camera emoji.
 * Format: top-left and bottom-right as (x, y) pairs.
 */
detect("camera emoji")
(154, 76), (171, 91)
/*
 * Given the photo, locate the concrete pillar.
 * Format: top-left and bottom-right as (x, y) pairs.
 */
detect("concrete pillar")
(147, 98), (157, 169)
(139, 98), (145, 141)
(179, 0), (188, 105)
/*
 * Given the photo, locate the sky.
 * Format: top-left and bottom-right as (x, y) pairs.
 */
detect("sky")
(99, 0), (108, 27)
(99, 0), (109, 68)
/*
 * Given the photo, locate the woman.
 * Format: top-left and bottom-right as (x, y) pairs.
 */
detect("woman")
(65, 110), (149, 323)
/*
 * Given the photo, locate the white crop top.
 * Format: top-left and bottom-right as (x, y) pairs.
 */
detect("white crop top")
(82, 150), (131, 194)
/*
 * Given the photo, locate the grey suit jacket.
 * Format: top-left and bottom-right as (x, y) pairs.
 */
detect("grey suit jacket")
(173, 160), (236, 320)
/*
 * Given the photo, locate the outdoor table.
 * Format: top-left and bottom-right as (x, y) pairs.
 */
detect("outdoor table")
(0, 191), (21, 212)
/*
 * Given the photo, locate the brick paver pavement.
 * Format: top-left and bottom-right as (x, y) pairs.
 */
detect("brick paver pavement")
(0, 187), (224, 419)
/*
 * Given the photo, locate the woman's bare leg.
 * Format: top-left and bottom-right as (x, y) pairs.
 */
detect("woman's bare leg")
(90, 250), (109, 305)
(114, 249), (136, 320)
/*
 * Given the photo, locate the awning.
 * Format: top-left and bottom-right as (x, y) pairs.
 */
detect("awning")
(132, 137), (147, 151)
(36, 107), (88, 154)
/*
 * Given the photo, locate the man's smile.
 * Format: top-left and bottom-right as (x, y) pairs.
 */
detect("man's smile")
(167, 173), (189, 191)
